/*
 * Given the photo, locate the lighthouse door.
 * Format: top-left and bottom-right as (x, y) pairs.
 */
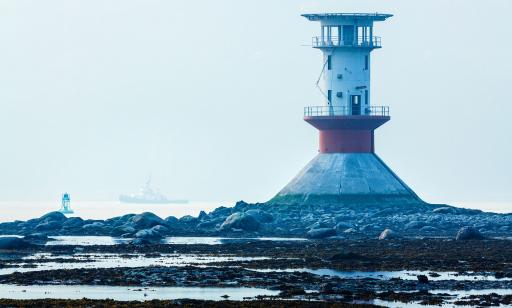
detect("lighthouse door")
(351, 95), (361, 115)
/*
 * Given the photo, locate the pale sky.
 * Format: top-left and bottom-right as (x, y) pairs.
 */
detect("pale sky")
(1, 0), (511, 206)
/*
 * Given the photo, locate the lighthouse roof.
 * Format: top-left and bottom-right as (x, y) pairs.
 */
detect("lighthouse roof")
(302, 13), (392, 22)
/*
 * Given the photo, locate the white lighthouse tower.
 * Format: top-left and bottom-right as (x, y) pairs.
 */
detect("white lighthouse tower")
(272, 13), (424, 206)
(306, 13), (390, 117)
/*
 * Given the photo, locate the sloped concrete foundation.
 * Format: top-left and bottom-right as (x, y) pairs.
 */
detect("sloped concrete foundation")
(271, 153), (424, 206)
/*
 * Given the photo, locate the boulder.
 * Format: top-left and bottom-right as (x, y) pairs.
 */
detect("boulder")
(197, 211), (209, 221)
(307, 228), (336, 239)
(179, 215), (198, 224)
(405, 221), (425, 230)
(150, 225), (169, 235)
(35, 221), (62, 231)
(343, 228), (358, 234)
(106, 214), (136, 227)
(0, 237), (30, 249)
(419, 226), (437, 232)
(334, 222), (353, 233)
(165, 216), (179, 224)
(417, 275), (429, 283)
(82, 222), (105, 230)
(455, 226), (485, 240)
(196, 220), (219, 230)
(61, 217), (84, 228)
(378, 229), (398, 240)
(129, 212), (166, 229)
(220, 212), (260, 232)
(113, 225), (136, 236)
(245, 209), (273, 223)
(38, 212), (67, 223)
(134, 228), (163, 240)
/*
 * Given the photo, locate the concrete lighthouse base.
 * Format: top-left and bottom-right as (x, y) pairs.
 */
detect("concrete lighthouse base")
(271, 153), (424, 206)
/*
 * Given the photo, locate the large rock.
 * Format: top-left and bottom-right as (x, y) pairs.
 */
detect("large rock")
(378, 228), (398, 240)
(129, 212), (166, 229)
(0, 237), (30, 249)
(456, 226), (485, 240)
(61, 217), (84, 229)
(39, 212), (67, 223)
(179, 215), (198, 224)
(307, 228), (336, 239)
(35, 221), (62, 232)
(165, 216), (179, 224)
(220, 212), (260, 232)
(134, 228), (163, 240)
(150, 225), (169, 235)
(245, 209), (273, 223)
(82, 222), (106, 231)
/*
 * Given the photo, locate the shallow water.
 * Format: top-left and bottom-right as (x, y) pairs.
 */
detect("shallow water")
(0, 284), (279, 301)
(45, 236), (307, 246)
(365, 289), (512, 308)
(0, 253), (269, 275)
(254, 268), (512, 282)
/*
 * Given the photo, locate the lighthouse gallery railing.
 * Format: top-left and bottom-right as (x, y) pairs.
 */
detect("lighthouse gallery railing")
(312, 36), (381, 48)
(304, 106), (389, 117)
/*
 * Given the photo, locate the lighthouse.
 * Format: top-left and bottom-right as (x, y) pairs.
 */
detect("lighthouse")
(272, 13), (424, 206)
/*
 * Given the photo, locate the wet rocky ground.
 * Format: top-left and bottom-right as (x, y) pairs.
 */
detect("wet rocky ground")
(0, 299), (375, 308)
(1, 239), (512, 306)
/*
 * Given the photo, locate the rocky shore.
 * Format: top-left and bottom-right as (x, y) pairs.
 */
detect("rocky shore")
(1, 201), (511, 306)
(1, 239), (512, 306)
(0, 201), (511, 245)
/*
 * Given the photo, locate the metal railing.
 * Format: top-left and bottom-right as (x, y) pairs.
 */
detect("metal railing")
(311, 36), (381, 48)
(304, 105), (389, 117)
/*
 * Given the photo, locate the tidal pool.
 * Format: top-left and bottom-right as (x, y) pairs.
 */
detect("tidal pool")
(253, 268), (512, 281)
(0, 284), (279, 301)
(45, 236), (307, 246)
(0, 253), (269, 275)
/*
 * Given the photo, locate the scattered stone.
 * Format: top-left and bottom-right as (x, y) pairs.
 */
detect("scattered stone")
(417, 275), (429, 283)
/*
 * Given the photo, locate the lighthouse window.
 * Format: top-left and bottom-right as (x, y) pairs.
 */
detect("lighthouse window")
(327, 55), (332, 70)
(364, 55), (369, 70)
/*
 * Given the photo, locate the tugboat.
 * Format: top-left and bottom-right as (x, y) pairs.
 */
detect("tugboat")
(59, 192), (74, 214)
(119, 178), (187, 204)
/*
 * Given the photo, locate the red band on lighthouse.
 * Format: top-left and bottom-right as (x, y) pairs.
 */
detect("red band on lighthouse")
(304, 115), (390, 153)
